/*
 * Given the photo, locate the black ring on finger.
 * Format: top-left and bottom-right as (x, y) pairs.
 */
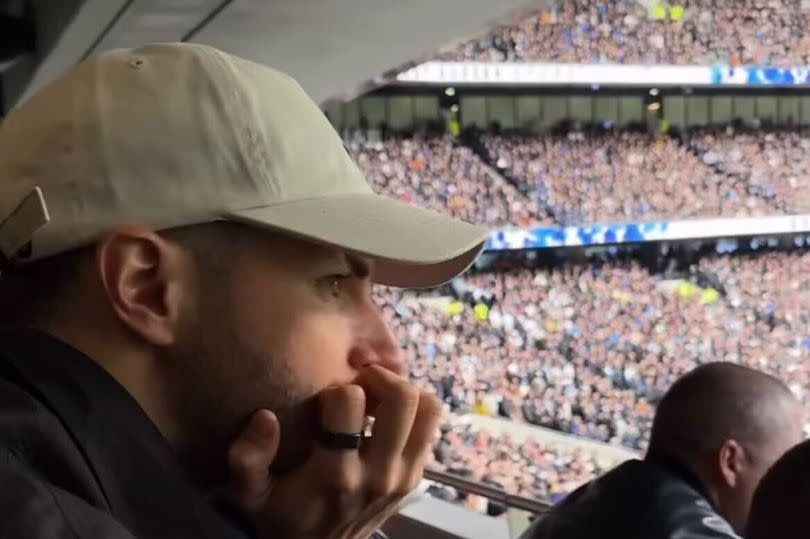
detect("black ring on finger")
(317, 430), (369, 450)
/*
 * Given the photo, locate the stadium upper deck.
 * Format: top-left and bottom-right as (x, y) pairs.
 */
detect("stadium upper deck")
(437, 0), (810, 67)
(348, 128), (810, 229)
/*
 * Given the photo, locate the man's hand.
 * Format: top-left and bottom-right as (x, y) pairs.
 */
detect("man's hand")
(228, 365), (442, 539)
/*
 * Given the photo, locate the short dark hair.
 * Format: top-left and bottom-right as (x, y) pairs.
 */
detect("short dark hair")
(0, 222), (251, 327)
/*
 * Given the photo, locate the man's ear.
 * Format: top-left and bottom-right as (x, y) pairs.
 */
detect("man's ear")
(95, 226), (190, 347)
(718, 439), (746, 488)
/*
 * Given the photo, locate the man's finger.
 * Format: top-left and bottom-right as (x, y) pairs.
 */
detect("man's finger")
(355, 366), (420, 467)
(318, 384), (367, 439)
(311, 384), (366, 486)
(403, 391), (442, 470)
(228, 409), (280, 511)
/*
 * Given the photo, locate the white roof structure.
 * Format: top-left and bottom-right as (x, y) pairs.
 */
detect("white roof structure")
(18, 0), (546, 106)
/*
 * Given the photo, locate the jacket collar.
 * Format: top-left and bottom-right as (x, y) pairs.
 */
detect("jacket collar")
(644, 452), (715, 509)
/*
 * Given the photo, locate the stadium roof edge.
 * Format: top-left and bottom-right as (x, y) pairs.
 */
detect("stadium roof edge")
(15, 0), (549, 108)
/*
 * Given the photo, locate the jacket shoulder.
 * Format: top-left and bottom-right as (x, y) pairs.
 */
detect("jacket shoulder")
(520, 460), (742, 539)
(649, 481), (742, 539)
(0, 448), (135, 538)
(0, 372), (109, 503)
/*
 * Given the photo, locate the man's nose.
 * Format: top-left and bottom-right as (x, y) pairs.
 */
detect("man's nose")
(349, 307), (405, 377)
(350, 343), (405, 377)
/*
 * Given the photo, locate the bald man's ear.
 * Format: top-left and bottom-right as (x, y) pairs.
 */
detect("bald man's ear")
(96, 226), (191, 347)
(718, 439), (746, 488)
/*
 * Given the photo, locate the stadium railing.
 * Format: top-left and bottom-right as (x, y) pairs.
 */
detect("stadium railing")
(382, 471), (551, 539)
(423, 469), (551, 514)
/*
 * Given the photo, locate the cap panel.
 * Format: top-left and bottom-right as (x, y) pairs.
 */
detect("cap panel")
(0, 44), (263, 260)
(0, 42), (486, 287)
(220, 50), (372, 205)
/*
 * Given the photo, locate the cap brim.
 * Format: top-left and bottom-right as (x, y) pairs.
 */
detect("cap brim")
(223, 193), (488, 288)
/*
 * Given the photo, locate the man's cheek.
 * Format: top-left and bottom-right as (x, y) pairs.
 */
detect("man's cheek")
(286, 329), (355, 384)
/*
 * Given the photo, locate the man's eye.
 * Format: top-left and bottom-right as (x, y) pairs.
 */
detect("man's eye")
(324, 275), (351, 298)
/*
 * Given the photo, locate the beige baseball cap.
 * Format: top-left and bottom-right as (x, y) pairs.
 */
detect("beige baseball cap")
(0, 43), (487, 288)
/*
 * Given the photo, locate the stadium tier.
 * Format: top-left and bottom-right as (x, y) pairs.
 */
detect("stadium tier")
(347, 134), (550, 227)
(381, 247), (810, 509)
(482, 129), (804, 223)
(350, 129), (809, 228)
(438, 0), (810, 67)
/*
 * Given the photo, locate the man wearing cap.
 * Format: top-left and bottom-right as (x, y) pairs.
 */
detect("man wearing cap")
(0, 43), (487, 538)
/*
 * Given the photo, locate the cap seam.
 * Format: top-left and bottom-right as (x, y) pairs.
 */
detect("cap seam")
(228, 191), (378, 213)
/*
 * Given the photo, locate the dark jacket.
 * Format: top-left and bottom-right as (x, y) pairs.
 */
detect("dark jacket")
(0, 328), (254, 538)
(520, 458), (742, 539)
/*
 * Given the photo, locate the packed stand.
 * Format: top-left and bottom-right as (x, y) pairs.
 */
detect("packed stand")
(438, 0), (810, 67)
(351, 131), (810, 503)
(426, 422), (609, 508)
(482, 130), (791, 225)
(349, 130), (804, 227)
(688, 127), (810, 214)
(377, 250), (810, 500)
(346, 134), (550, 227)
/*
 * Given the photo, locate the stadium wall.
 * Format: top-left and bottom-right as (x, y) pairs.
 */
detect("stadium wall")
(327, 90), (810, 133)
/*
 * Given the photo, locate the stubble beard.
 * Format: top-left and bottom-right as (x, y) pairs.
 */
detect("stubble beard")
(166, 300), (317, 487)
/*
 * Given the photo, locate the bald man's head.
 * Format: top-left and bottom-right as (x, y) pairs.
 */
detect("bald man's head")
(647, 362), (803, 533)
(650, 362), (799, 456)
(748, 439), (810, 539)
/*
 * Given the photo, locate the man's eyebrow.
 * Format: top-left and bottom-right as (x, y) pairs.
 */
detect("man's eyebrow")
(347, 255), (371, 278)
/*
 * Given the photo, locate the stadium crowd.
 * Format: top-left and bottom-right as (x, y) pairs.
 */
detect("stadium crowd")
(347, 134), (549, 227)
(349, 130), (807, 226)
(688, 126), (810, 214)
(425, 423), (609, 507)
(350, 131), (810, 506)
(375, 249), (810, 504)
(481, 129), (796, 224)
(439, 0), (810, 67)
